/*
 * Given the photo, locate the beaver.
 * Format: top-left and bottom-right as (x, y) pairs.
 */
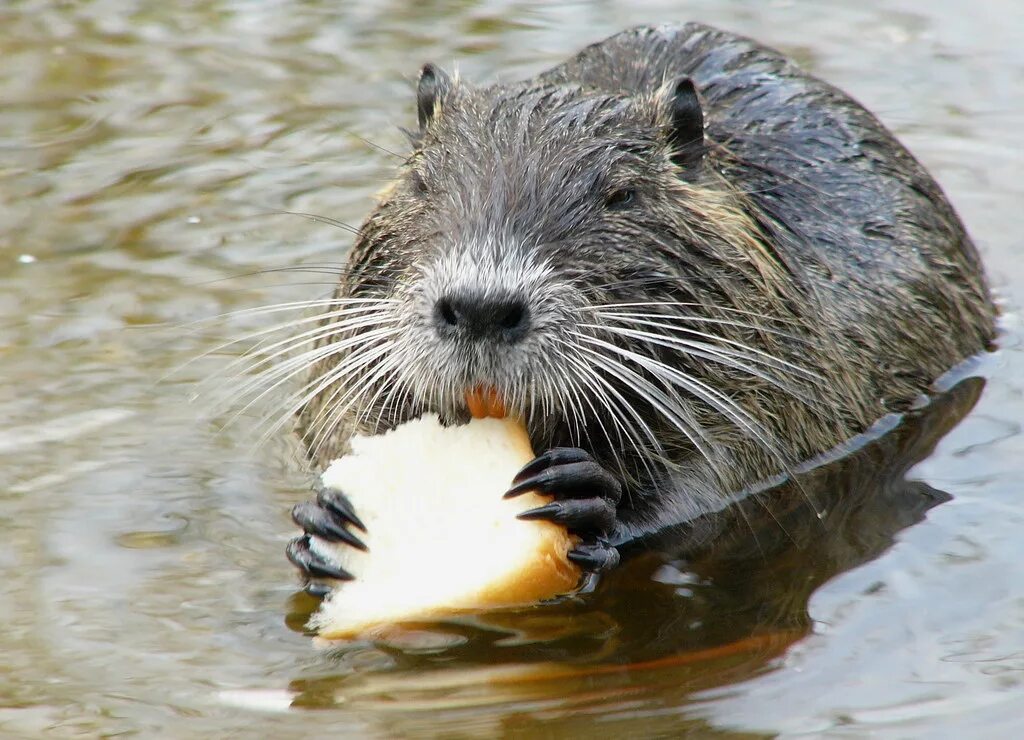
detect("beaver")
(284, 22), (995, 589)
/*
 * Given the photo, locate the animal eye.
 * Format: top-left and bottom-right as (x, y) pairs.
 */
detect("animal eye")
(604, 187), (636, 210)
(411, 170), (429, 196)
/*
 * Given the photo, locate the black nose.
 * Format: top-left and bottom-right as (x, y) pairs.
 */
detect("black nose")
(434, 293), (531, 343)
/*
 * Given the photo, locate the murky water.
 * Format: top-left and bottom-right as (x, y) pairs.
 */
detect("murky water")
(2, 1), (1023, 736)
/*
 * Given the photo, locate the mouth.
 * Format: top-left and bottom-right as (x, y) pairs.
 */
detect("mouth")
(461, 385), (573, 452)
(464, 384), (508, 419)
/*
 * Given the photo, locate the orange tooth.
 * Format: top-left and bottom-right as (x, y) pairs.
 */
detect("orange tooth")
(465, 385), (507, 419)
(466, 386), (487, 419)
(485, 386), (507, 419)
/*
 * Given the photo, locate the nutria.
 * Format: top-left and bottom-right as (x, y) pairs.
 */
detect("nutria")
(284, 22), (994, 588)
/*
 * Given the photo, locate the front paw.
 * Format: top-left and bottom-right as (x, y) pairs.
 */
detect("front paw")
(505, 447), (622, 573)
(285, 484), (367, 596)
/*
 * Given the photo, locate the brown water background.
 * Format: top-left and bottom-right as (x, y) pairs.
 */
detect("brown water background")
(2, 1), (1023, 737)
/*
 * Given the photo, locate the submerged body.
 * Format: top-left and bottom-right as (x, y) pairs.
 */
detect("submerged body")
(286, 23), (994, 583)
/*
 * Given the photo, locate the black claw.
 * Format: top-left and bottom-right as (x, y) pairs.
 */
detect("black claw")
(517, 498), (616, 534)
(516, 502), (561, 521)
(305, 581), (332, 599)
(316, 485), (366, 532)
(505, 459), (622, 505)
(292, 501), (368, 551)
(568, 541), (620, 573)
(512, 447), (591, 484)
(504, 474), (546, 499)
(286, 535), (355, 581)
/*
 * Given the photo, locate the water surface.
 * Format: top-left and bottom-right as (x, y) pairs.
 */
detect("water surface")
(2, 1), (1023, 736)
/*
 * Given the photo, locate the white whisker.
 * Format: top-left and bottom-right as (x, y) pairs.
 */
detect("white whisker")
(591, 309), (816, 348)
(215, 325), (399, 413)
(170, 298), (398, 383)
(582, 322), (824, 406)
(224, 328), (400, 431)
(270, 338), (399, 453)
(214, 312), (400, 392)
(575, 332), (794, 475)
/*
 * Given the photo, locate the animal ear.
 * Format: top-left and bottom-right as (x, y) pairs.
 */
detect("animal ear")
(664, 76), (704, 169)
(416, 63), (453, 130)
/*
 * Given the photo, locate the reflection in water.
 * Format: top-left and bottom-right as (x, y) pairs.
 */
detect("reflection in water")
(282, 378), (983, 734)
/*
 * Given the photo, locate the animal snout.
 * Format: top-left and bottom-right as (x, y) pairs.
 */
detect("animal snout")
(433, 292), (531, 343)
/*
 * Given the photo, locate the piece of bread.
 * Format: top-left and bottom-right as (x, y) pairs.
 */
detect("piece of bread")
(308, 415), (581, 639)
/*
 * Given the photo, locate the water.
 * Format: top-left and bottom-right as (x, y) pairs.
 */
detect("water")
(2, 1), (1022, 736)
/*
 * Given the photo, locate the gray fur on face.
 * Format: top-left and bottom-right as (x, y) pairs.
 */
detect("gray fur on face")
(400, 235), (573, 422)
